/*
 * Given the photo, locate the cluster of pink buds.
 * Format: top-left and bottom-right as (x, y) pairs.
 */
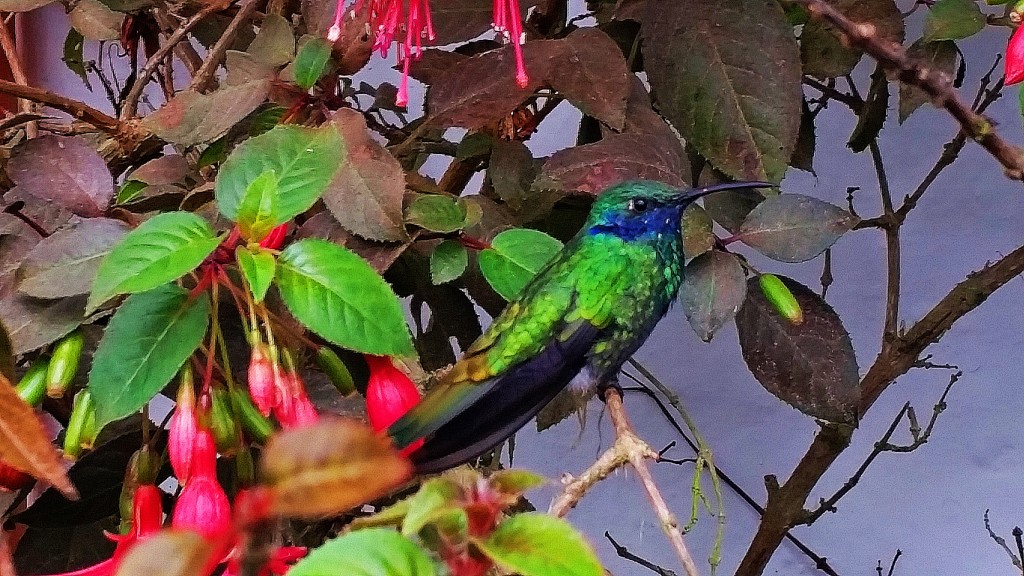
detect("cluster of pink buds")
(326, 0), (529, 107)
(247, 334), (319, 429)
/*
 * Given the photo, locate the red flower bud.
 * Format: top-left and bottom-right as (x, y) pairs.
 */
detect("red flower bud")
(171, 473), (231, 538)
(248, 343), (277, 416)
(129, 484), (164, 540)
(190, 428), (219, 481)
(273, 350), (319, 429)
(258, 224), (289, 250)
(1007, 25), (1024, 85)
(365, 355), (423, 455)
(0, 461), (32, 492)
(169, 377), (198, 482)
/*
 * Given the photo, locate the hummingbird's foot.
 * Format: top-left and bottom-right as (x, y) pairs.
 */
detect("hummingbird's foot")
(596, 378), (623, 401)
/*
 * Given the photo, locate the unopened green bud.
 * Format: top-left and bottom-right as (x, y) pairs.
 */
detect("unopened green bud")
(119, 446), (160, 532)
(16, 359), (49, 407)
(46, 331), (85, 398)
(316, 346), (355, 396)
(759, 274), (803, 325)
(209, 386), (239, 454)
(230, 387), (275, 444)
(63, 389), (97, 460)
(235, 446), (256, 487)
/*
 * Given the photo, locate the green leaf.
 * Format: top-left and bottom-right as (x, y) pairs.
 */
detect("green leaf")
(430, 240), (468, 284)
(405, 195), (468, 233)
(737, 194), (856, 263)
(88, 212), (221, 313)
(678, 250), (747, 342)
(275, 239), (413, 355)
(115, 180), (147, 204)
(236, 247), (276, 303)
(488, 469), (546, 496)
(216, 124), (345, 224)
(141, 81), (271, 147)
(924, 0), (986, 41)
(289, 529), (435, 576)
(639, 0), (801, 182)
(62, 29), (89, 88)
(88, 284), (210, 428)
(478, 229), (562, 300)
(402, 477), (461, 536)
(236, 170), (279, 241)
(293, 36), (332, 90)
(476, 513), (602, 576)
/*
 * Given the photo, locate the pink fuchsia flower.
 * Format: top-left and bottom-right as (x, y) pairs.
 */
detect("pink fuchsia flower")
(1007, 25), (1024, 85)
(171, 434), (230, 540)
(168, 380), (198, 483)
(247, 342), (277, 417)
(364, 355), (423, 454)
(493, 0), (529, 88)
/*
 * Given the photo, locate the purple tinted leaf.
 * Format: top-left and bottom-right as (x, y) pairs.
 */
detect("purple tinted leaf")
(640, 0), (801, 182)
(128, 155), (192, 186)
(536, 133), (687, 195)
(296, 211), (409, 273)
(737, 194), (856, 263)
(428, 0), (540, 44)
(735, 275), (859, 425)
(428, 28), (628, 130)
(17, 218), (129, 299)
(141, 80), (271, 146)
(0, 293), (87, 355)
(7, 136), (113, 217)
(679, 250), (747, 342)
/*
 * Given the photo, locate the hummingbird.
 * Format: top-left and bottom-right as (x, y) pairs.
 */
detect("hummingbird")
(389, 179), (770, 474)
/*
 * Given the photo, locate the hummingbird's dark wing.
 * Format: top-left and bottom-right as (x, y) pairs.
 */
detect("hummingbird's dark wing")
(397, 318), (601, 473)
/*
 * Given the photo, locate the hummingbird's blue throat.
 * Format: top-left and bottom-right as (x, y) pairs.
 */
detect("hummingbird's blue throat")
(586, 204), (683, 242)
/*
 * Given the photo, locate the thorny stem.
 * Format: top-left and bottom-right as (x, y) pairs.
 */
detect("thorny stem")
(550, 388), (701, 576)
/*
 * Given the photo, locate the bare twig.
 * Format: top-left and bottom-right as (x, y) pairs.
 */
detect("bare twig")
(0, 14), (36, 137)
(986, 510), (1024, 571)
(605, 532), (679, 576)
(189, 0), (261, 92)
(550, 388), (701, 576)
(121, 0), (232, 119)
(0, 79), (120, 132)
(792, 0), (1024, 180)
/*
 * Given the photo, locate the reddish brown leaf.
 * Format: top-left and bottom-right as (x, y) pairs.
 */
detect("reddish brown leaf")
(7, 136), (113, 217)
(261, 418), (413, 518)
(323, 109), (408, 242)
(0, 373), (76, 498)
(128, 155), (192, 186)
(296, 212), (410, 273)
(535, 133), (687, 195)
(735, 275), (859, 425)
(142, 80), (271, 146)
(428, 28), (628, 130)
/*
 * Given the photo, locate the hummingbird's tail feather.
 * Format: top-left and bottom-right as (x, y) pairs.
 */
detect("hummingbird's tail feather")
(389, 320), (600, 474)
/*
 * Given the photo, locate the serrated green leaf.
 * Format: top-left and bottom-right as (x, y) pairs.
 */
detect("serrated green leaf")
(236, 170), (279, 241)
(115, 180), (147, 204)
(430, 240), (468, 284)
(88, 285), (210, 428)
(488, 469), (546, 496)
(88, 212), (221, 313)
(294, 36), (332, 90)
(236, 247), (276, 303)
(402, 477), (462, 536)
(216, 125), (345, 224)
(275, 239), (413, 355)
(405, 195), (467, 233)
(924, 0), (986, 41)
(478, 229), (562, 300)
(289, 529), (435, 576)
(476, 513), (602, 576)
(62, 29), (89, 88)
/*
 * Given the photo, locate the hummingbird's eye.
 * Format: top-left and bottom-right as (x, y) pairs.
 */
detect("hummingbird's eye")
(629, 198), (649, 213)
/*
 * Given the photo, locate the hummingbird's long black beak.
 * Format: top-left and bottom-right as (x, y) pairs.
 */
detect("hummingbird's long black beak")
(675, 180), (774, 204)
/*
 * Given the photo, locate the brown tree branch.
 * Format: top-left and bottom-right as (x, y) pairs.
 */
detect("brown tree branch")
(0, 14), (36, 137)
(550, 388), (701, 576)
(736, 243), (1024, 575)
(0, 79), (120, 132)
(121, 0), (232, 119)
(793, 0), (1024, 180)
(189, 0), (261, 92)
